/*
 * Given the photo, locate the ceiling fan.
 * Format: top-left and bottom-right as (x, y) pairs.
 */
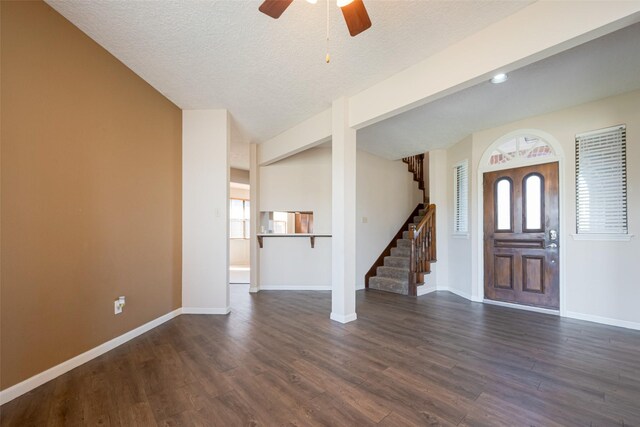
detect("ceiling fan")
(259, 0), (372, 37)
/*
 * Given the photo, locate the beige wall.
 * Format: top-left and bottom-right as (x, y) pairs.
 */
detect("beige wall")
(1, 1), (182, 390)
(230, 168), (250, 185)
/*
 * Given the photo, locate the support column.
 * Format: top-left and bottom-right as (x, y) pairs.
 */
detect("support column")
(182, 110), (230, 314)
(249, 143), (260, 293)
(428, 149), (449, 291)
(331, 97), (357, 323)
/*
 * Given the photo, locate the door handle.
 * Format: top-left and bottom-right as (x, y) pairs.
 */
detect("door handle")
(547, 243), (558, 249)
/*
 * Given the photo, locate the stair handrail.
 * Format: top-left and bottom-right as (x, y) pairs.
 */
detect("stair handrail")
(402, 154), (426, 204)
(364, 204), (424, 288)
(408, 204), (437, 296)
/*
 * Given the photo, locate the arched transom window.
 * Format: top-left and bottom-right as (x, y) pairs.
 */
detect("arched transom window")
(489, 136), (555, 166)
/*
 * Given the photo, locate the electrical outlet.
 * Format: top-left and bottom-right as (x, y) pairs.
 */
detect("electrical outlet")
(362, 216), (368, 223)
(114, 296), (125, 314)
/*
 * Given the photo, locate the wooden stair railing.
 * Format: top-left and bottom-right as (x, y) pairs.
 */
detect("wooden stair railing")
(408, 204), (437, 296)
(365, 153), (435, 295)
(402, 154), (426, 203)
(365, 204), (424, 288)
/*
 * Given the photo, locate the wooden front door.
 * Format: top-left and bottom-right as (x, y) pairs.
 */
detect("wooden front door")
(484, 162), (559, 309)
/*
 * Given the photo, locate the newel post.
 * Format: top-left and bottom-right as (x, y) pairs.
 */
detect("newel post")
(408, 224), (417, 296)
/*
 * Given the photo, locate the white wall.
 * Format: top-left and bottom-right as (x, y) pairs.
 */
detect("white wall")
(259, 147), (332, 289)
(356, 150), (422, 289)
(446, 136), (473, 299)
(444, 89), (640, 329)
(182, 110), (230, 313)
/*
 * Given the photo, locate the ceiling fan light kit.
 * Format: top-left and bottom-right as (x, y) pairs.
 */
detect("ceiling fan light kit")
(259, 0), (371, 37)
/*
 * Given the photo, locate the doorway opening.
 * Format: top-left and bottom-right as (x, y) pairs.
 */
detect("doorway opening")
(230, 181), (250, 287)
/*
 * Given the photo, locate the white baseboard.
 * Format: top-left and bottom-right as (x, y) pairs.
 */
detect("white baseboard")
(182, 306), (231, 315)
(417, 283), (437, 296)
(259, 285), (331, 291)
(437, 286), (473, 301)
(330, 312), (357, 323)
(0, 308), (182, 406)
(566, 311), (640, 331)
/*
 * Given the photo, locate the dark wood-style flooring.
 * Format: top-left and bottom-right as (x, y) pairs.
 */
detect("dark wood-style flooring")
(2, 286), (640, 426)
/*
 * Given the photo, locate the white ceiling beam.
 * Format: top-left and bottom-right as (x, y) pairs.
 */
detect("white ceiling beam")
(258, 108), (332, 166)
(348, 1), (640, 130)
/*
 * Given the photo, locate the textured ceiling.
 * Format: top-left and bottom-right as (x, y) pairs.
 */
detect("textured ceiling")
(357, 22), (640, 159)
(46, 0), (533, 168)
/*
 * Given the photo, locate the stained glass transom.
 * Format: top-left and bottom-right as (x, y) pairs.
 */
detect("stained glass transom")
(489, 136), (554, 166)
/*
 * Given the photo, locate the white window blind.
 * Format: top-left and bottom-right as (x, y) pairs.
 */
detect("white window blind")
(454, 161), (469, 234)
(575, 125), (627, 234)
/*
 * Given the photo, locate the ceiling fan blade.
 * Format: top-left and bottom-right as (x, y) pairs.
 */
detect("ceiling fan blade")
(259, 0), (293, 19)
(340, 0), (372, 37)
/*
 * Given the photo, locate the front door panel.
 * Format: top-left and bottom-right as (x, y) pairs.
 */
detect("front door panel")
(484, 162), (559, 309)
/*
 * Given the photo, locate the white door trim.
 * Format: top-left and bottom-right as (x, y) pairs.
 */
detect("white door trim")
(476, 129), (567, 316)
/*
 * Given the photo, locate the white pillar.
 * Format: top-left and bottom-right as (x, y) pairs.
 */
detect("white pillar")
(182, 110), (230, 314)
(249, 143), (260, 293)
(428, 149), (449, 291)
(331, 97), (357, 323)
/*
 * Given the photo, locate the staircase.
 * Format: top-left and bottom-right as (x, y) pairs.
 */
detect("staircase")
(368, 207), (430, 295)
(365, 154), (437, 296)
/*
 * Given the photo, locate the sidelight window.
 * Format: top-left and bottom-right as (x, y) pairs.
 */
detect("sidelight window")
(453, 160), (469, 234)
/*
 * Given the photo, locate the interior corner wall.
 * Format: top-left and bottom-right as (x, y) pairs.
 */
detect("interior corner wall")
(356, 150), (422, 289)
(1, 1), (182, 390)
(258, 147), (332, 289)
(445, 136), (474, 299)
(468, 89), (640, 328)
(182, 110), (230, 311)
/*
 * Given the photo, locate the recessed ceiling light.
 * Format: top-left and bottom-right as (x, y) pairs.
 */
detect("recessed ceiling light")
(491, 73), (508, 84)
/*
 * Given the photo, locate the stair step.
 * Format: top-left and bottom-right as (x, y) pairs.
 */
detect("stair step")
(369, 277), (408, 295)
(396, 238), (411, 248)
(419, 209), (427, 216)
(376, 266), (409, 279)
(413, 215), (424, 223)
(402, 230), (409, 239)
(384, 256), (410, 268)
(390, 246), (410, 257)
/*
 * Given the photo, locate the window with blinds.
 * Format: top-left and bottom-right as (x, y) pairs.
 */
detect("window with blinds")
(230, 198), (250, 239)
(575, 125), (627, 234)
(454, 160), (469, 234)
